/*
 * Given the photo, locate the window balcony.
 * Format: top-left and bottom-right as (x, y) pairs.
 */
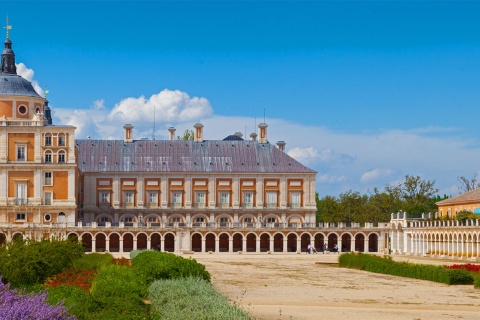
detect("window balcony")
(169, 202), (183, 209)
(123, 203), (135, 209)
(289, 203), (301, 209)
(14, 198), (28, 205)
(218, 203), (230, 209)
(98, 202), (111, 209)
(147, 202), (158, 209)
(242, 203), (254, 209)
(194, 202), (206, 209)
(265, 203), (278, 209)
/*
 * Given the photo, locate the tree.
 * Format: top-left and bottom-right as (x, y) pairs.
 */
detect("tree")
(316, 194), (339, 223)
(177, 129), (194, 141)
(457, 173), (480, 193)
(455, 209), (474, 221)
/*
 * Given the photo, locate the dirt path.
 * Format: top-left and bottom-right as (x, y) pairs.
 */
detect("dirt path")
(186, 253), (480, 320)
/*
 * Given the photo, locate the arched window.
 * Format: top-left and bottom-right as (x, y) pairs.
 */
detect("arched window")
(57, 151), (66, 163)
(44, 133), (52, 146)
(44, 150), (53, 163)
(58, 133), (66, 146)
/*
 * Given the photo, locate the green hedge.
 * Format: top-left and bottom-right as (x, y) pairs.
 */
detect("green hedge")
(72, 253), (114, 271)
(474, 275), (480, 289)
(132, 251), (210, 289)
(148, 277), (252, 320)
(47, 285), (99, 320)
(0, 239), (84, 288)
(339, 253), (473, 285)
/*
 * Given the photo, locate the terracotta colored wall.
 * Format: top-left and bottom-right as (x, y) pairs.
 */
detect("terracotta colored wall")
(0, 100), (13, 117)
(53, 171), (69, 200)
(8, 171), (34, 197)
(8, 133), (35, 161)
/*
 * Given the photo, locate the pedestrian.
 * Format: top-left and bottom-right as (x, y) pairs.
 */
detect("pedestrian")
(334, 244), (338, 254)
(311, 245), (318, 254)
(323, 242), (328, 253)
(307, 243), (312, 254)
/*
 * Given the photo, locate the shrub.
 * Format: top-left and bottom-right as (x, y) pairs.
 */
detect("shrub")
(72, 253), (113, 271)
(149, 277), (251, 320)
(474, 275), (480, 289)
(45, 268), (96, 291)
(0, 277), (74, 320)
(132, 251), (210, 289)
(90, 265), (148, 319)
(339, 253), (473, 285)
(0, 239), (84, 288)
(47, 285), (98, 320)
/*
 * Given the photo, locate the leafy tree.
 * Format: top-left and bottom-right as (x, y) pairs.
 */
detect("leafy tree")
(177, 129), (194, 140)
(455, 210), (475, 221)
(457, 173), (480, 193)
(366, 188), (403, 222)
(316, 194), (339, 222)
(385, 175), (438, 215)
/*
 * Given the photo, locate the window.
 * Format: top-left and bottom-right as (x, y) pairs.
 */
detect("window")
(17, 145), (26, 161)
(243, 217), (252, 223)
(290, 192), (301, 208)
(43, 151), (52, 163)
(99, 192), (110, 205)
(124, 192), (134, 206)
(195, 217), (205, 223)
(219, 192), (229, 208)
(148, 192), (158, 207)
(16, 213), (26, 221)
(18, 105), (27, 115)
(44, 214), (51, 222)
(172, 192), (182, 208)
(122, 216), (134, 223)
(266, 217), (276, 223)
(44, 192), (52, 205)
(195, 191), (206, 208)
(100, 216), (111, 222)
(58, 151), (66, 163)
(243, 192), (253, 208)
(44, 135), (52, 146)
(44, 172), (52, 186)
(16, 182), (27, 205)
(58, 134), (65, 146)
(266, 192), (277, 208)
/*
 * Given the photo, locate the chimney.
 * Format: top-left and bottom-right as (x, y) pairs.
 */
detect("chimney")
(277, 140), (286, 152)
(234, 132), (243, 139)
(123, 124), (134, 143)
(258, 123), (268, 144)
(168, 127), (176, 141)
(250, 132), (257, 141)
(194, 123), (204, 142)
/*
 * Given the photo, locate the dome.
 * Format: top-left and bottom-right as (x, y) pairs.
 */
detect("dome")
(223, 134), (244, 141)
(0, 74), (41, 98)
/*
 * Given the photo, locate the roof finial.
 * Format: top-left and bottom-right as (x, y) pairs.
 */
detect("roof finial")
(4, 16), (11, 39)
(44, 87), (49, 99)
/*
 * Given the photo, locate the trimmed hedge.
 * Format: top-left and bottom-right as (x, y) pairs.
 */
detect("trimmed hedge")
(339, 253), (474, 285)
(474, 275), (480, 289)
(72, 253), (114, 271)
(148, 277), (252, 320)
(132, 251), (210, 290)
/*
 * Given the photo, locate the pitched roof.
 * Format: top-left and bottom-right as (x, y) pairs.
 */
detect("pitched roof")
(436, 188), (480, 206)
(76, 139), (316, 174)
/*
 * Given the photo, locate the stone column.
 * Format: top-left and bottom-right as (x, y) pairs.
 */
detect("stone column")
(92, 238), (96, 253)
(133, 238), (137, 251)
(119, 238), (124, 253)
(270, 237), (274, 252)
(296, 237), (301, 253)
(147, 237), (151, 250)
(283, 237), (288, 252)
(105, 238), (110, 252)
(256, 238), (261, 253)
(364, 238), (369, 253)
(160, 238), (165, 252)
(229, 238), (233, 253)
(201, 237), (206, 253)
(243, 237), (247, 252)
(215, 238), (219, 252)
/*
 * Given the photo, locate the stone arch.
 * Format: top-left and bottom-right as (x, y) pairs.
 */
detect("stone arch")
(0, 233), (6, 246)
(341, 232), (352, 252)
(287, 232), (298, 252)
(240, 214), (257, 223)
(137, 232), (148, 250)
(144, 213), (161, 224)
(151, 233), (161, 251)
(164, 232), (175, 252)
(273, 232), (284, 252)
(300, 232), (311, 252)
(95, 214), (112, 226)
(287, 214), (304, 227)
(119, 213), (136, 223)
(219, 232), (229, 252)
(95, 232), (107, 252)
(66, 232), (79, 242)
(314, 232), (326, 251)
(191, 232), (203, 252)
(80, 233), (93, 252)
(191, 213), (209, 225)
(12, 232), (23, 242)
(368, 233), (379, 252)
(205, 232), (216, 252)
(122, 232), (134, 252)
(263, 213), (281, 225)
(246, 232), (257, 252)
(327, 233), (338, 251)
(109, 232), (120, 252)
(232, 232), (243, 252)
(260, 232), (270, 252)
(216, 214), (233, 226)
(355, 233), (365, 252)
(168, 214), (184, 224)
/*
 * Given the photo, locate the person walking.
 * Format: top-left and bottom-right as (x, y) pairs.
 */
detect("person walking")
(333, 244), (338, 254)
(307, 243), (312, 254)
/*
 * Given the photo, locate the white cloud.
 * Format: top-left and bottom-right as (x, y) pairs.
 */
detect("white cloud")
(16, 63), (44, 97)
(318, 175), (347, 184)
(361, 168), (394, 183)
(288, 147), (354, 165)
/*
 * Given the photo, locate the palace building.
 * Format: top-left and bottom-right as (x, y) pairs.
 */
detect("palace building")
(0, 26), (388, 255)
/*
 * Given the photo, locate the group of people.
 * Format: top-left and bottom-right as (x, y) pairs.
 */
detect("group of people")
(306, 243), (339, 254)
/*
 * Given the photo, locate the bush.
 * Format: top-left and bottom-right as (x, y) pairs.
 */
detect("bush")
(132, 251), (210, 289)
(0, 239), (84, 288)
(47, 285), (98, 320)
(339, 253), (474, 285)
(474, 275), (480, 289)
(72, 253), (113, 271)
(0, 277), (74, 320)
(130, 249), (152, 260)
(149, 277), (251, 320)
(90, 265), (148, 319)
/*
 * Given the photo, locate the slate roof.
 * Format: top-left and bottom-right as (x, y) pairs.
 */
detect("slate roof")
(0, 74), (41, 98)
(76, 139), (316, 174)
(436, 188), (480, 206)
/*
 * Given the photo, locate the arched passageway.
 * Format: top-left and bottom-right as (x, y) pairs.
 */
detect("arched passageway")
(342, 234), (351, 252)
(137, 233), (148, 250)
(246, 233), (256, 252)
(327, 234), (337, 251)
(260, 234), (270, 252)
(287, 234), (297, 252)
(164, 233), (175, 252)
(274, 234), (284, 252)
(110, 233), (120, 252)
(355, 234), (365, 252)
(219, 233), (229, 252)
(369, 234), (378, 252)
(233, 234), (242, 252)
(192, 233), (202, 252)
(151, 233), (161, 251)
(301, 234), (310, 252)
(0, 233), (6, 246)
(81, 234), (92, 252)
(123, 233), (134, 252)
(314, 234), (324, 251)
(95, 233), (106, 252)
(205, 233), (216, 252)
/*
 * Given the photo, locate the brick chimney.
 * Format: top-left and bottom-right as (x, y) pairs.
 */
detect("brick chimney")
(194, 123), (204, 142)
(277, 140), (286, 152)
(168, 127), (176, 140)
(123, 124), (134, 143)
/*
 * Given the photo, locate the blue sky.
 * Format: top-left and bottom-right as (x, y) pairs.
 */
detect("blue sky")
(5, 1), (480, 200)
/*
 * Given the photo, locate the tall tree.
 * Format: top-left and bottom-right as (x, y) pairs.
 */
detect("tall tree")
(457, 173), (480, 193)
(386, 175), (438, 215)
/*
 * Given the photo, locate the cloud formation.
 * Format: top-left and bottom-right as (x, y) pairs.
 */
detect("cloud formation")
(16, 63), (44, 97)
(360, 168), (394, 183)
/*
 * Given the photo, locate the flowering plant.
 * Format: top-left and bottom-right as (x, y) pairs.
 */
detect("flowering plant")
(45, 269), (96, 292)
(0, 277), (75, 320)
(444, 264), (480, 272)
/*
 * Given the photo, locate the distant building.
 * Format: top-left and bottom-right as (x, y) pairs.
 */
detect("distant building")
(436, 189), (480, 218)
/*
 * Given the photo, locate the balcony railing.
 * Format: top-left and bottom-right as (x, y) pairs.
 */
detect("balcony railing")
(218, 203), (230, 209)
(194, 202), (206, 209)
(242, 203), (254, 209)
(147, 202), (158, 209)
(169, 202), (183, 209)
(265, 203), (277, 209)
(14, 198), (28, 205)
(123, 203), (134, 209)
(289, 203), (301, 209)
